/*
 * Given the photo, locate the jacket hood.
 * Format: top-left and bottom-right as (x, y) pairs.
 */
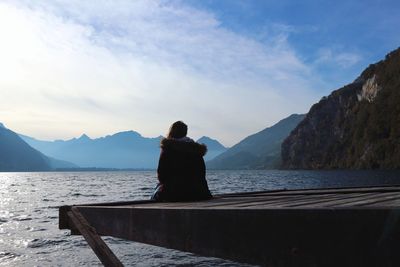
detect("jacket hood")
(161, 138), (207, 156)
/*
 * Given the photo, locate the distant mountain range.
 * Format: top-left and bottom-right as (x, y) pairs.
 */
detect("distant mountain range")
(20, 131), (163, 169)
(207, 114), (305, 169)
(282, 47), (400, 169)
(19, 132), (227, 169)
(1, 122), (227, 171)
(0, 124), (76, 171)
(197, 136), (228, 161)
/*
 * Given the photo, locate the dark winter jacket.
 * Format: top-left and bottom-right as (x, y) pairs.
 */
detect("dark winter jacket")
(155, 138), (212, 201)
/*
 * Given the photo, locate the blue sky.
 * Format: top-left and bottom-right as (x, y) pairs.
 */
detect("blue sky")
(0, 0), (399, 146)
(189, 0), (400, 85)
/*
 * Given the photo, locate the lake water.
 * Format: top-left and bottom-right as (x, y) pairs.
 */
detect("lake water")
(1, 170), (400, 266)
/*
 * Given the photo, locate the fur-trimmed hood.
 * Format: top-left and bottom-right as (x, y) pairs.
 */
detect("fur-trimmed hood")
(160, 138), (207, 156)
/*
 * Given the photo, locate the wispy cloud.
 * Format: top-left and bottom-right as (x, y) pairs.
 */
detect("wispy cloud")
(0, 0), (320, 145)
(315, 47), (362, 68)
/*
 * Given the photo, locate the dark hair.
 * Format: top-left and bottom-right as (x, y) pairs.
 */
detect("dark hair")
(167, 121), (187, 139)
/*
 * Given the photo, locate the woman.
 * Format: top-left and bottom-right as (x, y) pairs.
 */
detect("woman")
(152, 121), (212, 201)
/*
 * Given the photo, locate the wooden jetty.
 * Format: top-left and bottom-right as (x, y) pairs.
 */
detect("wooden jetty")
(59, 185), (400, 267)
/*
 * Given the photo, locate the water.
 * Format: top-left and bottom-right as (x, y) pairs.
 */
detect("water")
(1, 170), (400, 266)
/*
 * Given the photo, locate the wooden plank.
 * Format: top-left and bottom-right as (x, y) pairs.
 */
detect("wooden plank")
(295, 192), (388, 208)
(214, 188), (289, 197)
(124, 195), (288, 209)
(236, 193), (355, 208)
(126, 196), (300, 209)
(213, 184), (400, 198)
(188, 195), (298, 208)
(368, 198), (400, 207)
(264, 186), (400, 196)
(282, 193), (378, 208)
(321, 192), (400, 207)
(219, 196), (308, 208)
(266, 193), (351, 207)
(68, 207), (124, 267)
(336, 193), (400, 207)
(197, 192), (400, 209)
(235, 193), (354, 208)
(128, 193), (348, 209)
(206, 194), (325, 208)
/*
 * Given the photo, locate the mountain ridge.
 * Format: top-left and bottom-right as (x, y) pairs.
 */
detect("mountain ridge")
(282, 47), (400, 169)
(20, 131), (227, 169)
(207, 114), (305, 169)
(0, 124), (76, 171)
(196, 136), (227, 161)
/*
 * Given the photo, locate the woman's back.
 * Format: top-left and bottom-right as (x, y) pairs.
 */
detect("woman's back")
(156, 137), (212, 201)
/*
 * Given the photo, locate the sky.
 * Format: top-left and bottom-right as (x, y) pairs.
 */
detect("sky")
(0, 0), (399, 146)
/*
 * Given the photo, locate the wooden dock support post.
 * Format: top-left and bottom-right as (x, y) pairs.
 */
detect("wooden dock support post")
(67, 207), (124, 267)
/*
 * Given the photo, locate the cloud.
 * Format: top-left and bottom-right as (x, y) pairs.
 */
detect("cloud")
(0, 0), (319, 146)
(315, 47), (362, 68)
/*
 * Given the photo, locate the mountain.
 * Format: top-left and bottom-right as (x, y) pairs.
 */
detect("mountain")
(282, 47), (400, 169)
(0, 123), (51, 171)
(207, 114), (306, 169)
(21, 132), (228, 169)
(21, 131), (164, 169)
(196, 136), (227, 161)
(46, 157), (78, 169)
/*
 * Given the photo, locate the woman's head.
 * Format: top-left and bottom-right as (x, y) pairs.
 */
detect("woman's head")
(167, 121), (187, 139)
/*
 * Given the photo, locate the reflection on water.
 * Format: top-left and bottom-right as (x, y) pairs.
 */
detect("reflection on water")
(0, 170), (400, 266)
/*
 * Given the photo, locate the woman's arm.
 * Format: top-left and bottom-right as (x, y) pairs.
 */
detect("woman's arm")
(157, 149), (169, 184)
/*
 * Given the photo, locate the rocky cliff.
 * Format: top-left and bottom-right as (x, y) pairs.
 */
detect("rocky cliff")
(281, 47), (400, 169)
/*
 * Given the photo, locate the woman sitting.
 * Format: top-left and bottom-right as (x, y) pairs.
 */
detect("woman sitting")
(152, 121), (212, 202)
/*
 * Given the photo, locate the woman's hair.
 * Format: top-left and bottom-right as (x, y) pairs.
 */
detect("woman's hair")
(167, 121), (188, 139)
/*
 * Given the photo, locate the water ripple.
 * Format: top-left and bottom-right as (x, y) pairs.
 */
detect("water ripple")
(27, 238), (67, 248)
(0, 251), (19, 260)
